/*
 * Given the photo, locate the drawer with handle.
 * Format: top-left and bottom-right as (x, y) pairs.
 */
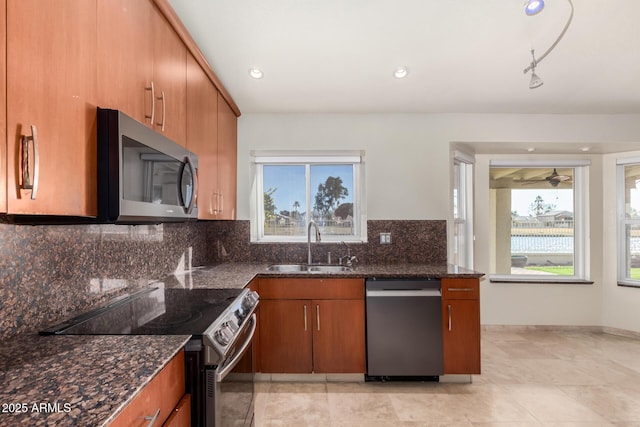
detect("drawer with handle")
(108, 351), (185, 427)
(441, 278), (479, 300)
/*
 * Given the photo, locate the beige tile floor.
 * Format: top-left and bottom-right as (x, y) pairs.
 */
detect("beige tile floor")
(254, 327), (640, 426)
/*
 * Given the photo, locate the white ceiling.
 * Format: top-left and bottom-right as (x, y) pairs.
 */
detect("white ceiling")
(169, 0), (640, 115)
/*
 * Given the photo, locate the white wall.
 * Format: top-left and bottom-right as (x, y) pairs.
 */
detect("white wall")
(237, 113), (640, 331)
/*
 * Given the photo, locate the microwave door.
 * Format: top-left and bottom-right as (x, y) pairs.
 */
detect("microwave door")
(139, 152), (180, 206)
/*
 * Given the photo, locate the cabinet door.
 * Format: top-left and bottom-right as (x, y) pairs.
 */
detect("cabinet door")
(151, 5), (186, 146)
(109, 351), (185, 427)
(312, 299), (366, 373)
(259, 300), (312, 373)
(162, 394), (191, 427)
(216, 93), (237, 219)
(1, 0), (7, 212)
(6, 0), (97, 216)
(186, 53), (219, 219)
(442, 298), (481, 374)
(97, 0), (153, 125)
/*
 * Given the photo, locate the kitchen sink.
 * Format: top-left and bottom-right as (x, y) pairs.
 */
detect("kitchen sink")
(308, 265), (352, 273)
(267, 264), (352, 273)
(266, 264), (308, 272)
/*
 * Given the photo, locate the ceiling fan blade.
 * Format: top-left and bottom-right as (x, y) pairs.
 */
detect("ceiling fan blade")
(546, 168), (572, 182)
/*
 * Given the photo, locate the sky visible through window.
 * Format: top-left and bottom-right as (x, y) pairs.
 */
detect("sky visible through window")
(511, 189), (573, 216)
(263, 164), (354, 215)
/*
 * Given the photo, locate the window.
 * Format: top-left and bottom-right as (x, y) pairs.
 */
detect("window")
(252, 151), (365, 242)
(617, 159), (640, 286)
(451, 151), (474, 269)
(489, 160), (590, 283)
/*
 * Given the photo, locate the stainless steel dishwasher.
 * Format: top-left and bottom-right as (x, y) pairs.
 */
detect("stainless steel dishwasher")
(365, 278), (443, 379)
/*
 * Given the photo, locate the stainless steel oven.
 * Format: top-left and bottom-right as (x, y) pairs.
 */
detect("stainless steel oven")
(41, 284), (259, 427)
(208, 313), (255, 427)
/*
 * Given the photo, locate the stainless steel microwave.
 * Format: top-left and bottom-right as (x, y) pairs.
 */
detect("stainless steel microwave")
(97, 108), (198, 223)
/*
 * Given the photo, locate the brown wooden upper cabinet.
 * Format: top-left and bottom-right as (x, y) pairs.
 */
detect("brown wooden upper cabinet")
(97, 0), (186, 147)
(186, 53), (218, 219)
(5, 0), (98, 216)
(1, 0), (7, 212)
(186, 52), (237, 220)
(215, 93), (238, 220)
(3, 0), (236, 218)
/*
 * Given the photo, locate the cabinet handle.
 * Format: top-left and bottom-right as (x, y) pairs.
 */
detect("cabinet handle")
(219, 192), (224, 214)
(447, 288), (474, 292)
(303, 305), (307, 331)
(145, 81), (155, 125)
(316, 304), (320, 331)
(21, 125), (39, 200)
(448, 304), (452, 331)
(212, 192), (221, 214)
(209, 191), (218, 215)
(144, 408), (161, 426)
(157, 91), (166, 131)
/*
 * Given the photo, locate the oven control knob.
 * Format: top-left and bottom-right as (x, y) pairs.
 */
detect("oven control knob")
(214, 325), (232, 346)
(235, 308), (246, 324)
(242, 291), (259, 311)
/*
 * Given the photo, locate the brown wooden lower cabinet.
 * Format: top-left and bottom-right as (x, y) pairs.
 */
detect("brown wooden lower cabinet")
(441, 278), (481, 374)
(108, 351), (188, 427)
(162, 394), (191, 427)
(257, 278), (366, 374)
(259, 299), (313, 373)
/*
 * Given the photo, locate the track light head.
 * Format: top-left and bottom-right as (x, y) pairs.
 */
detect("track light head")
(524, 0), (545, 16)
(529, 71), (544, 89)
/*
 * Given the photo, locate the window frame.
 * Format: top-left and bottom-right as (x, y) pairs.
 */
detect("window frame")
(251, 150), (366, 243)
(451, 150), (475, 269)
(616, 157), (640, 287)
(488, 159), (591, 284)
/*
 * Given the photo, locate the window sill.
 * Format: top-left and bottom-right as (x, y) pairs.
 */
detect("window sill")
(489, 276), (594, 285)
(617, 281), (640, 288)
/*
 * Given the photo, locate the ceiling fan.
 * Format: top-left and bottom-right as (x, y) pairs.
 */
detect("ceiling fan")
(522, 168), (572, 187)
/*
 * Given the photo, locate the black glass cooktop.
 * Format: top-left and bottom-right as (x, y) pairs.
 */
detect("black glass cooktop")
(41, 286), (243, 336)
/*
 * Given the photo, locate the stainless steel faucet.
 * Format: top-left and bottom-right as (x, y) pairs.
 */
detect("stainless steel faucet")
(339, 241), (358, 267)
(307, 220), (321, 265)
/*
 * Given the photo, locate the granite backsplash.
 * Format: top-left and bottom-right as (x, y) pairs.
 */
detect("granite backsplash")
(0, 218), (446, 341)
(209, 220), (447, 265)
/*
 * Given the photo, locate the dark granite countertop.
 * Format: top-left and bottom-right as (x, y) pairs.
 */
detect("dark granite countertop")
(0, 334), (190, 427)
(164, 262), (484, 290)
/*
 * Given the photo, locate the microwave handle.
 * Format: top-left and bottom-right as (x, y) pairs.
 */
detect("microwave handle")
(180, 156), (198, 214)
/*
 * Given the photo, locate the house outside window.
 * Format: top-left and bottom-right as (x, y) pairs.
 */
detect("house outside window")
(251, 151), (366, 242)
(489, 160), (590, 283)
(617, 159), (640, 287)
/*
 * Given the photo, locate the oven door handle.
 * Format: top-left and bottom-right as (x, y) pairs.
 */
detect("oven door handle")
(215, 314), (256, 382)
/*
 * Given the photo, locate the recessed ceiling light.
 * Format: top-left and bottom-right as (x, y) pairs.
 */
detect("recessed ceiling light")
(527, 147), (536, 152)
(248, 67), (263, 79)
(393, 66), (409, 79)
(581, 147), (591, 152)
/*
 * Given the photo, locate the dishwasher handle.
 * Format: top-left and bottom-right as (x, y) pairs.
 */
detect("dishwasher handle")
(366, 289), (441, 298)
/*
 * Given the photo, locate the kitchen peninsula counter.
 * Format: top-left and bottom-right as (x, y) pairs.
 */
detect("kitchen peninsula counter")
(0, 334), (190, 427)
(0, 262), (481, 426)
